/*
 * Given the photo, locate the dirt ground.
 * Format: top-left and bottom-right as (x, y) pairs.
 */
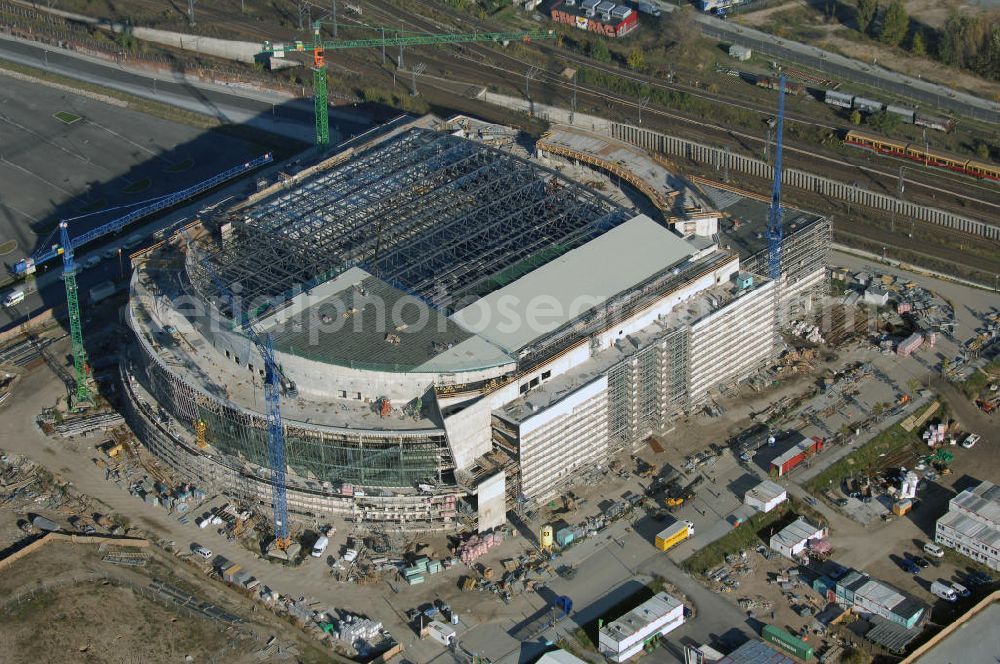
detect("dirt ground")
(0, 540), (332, 664)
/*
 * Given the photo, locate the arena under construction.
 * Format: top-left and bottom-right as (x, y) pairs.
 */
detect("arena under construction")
(122, 116), (830, 534)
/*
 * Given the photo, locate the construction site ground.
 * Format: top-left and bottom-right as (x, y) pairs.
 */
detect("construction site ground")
(0, 537), (332, 664)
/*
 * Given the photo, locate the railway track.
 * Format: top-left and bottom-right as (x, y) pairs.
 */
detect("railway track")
(359, 0), (1000, 221)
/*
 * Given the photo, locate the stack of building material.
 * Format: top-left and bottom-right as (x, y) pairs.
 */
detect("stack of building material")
(457, 530), (504, 564)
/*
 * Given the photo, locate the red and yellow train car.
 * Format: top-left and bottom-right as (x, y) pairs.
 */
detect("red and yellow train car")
(845, 130), (1000, 182)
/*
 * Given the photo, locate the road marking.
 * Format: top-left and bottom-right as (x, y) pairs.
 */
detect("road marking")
(0, 156), (79, 198)
(85, 119), (173, 166)
(0, 112), (104, 170)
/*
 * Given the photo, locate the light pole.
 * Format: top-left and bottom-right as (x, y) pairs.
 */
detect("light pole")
(117, 248), (124, 280)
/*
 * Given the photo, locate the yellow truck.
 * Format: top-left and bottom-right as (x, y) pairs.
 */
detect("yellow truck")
(655, 520), (694, 552)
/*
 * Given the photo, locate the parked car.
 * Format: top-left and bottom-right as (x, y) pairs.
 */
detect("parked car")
(905, 553), (930, 568)
(961, 434), (980, 449)
(966, 571), (994, 586)
(835, 498), (849, 507)
(192, 544), (212, 559)
(899, 559), (920, 574)
(951, 582), (971, 598)
(931, 580), (958, 602)
(924, 542), (945, 559)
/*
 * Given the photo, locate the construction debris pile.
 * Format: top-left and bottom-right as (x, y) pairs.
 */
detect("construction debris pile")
(0, 450), (115, 537)
(789, 320), (825, 344)
(38, 409), (124, 437)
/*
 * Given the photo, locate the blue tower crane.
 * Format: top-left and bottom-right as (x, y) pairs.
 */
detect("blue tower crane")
(767, 75), (786, 281)
(179, 226), (291, 550)
(11, 153), (273, 404)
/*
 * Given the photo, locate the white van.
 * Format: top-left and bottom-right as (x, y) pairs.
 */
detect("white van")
(924, 542), (945, 559)
(2, 290), (25, 307)
(193, 545), (212, 559)
(311, 535), (329, 558)
(931, 580), (958, 602)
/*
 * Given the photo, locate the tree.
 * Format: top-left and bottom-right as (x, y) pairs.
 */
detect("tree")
(840, 647), (868, 664)
(856, 0), (879, 36)
(664, 5), (699, 49)
(977, 141), (991, 160)
(880, 0), (909, 47)
(850, 109), (863, 125)
(589, 39), (611, 63)
(910, 30), (926, 56)
(627, 48), (645, 71)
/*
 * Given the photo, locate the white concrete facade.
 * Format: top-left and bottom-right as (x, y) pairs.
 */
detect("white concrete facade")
(516, 376), (609, 501)
(688, 279), (778, 403)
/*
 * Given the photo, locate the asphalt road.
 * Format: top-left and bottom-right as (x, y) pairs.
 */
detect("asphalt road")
(650, 1), (1000, 124)
(0, 34), (373, 143)
(0, 33), (383, 333)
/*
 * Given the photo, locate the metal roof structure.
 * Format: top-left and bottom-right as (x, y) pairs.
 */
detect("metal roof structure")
(191, 127), (632, 323)
(770, 517), (823, 549)
(599, 592), (682, 642)
(952, 480), (1000, 526)
(718, 640), (795, 664)
(864, 615), (923, 653)
(839, 569), (925, 625)
(745, 480), (786, 504)
(451, 214), (698, 352)
(771, 434), (819, 468)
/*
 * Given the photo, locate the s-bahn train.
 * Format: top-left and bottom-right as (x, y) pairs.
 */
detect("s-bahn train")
(844, 130), (1000, 182)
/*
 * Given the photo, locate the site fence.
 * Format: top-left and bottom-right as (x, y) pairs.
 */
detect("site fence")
(609, 123), (1000, 241)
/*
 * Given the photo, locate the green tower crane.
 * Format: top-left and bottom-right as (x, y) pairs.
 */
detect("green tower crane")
(260, 23), (556, 146)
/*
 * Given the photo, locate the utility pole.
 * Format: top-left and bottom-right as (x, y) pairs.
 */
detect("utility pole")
(187, 0), (196, 25)
(411, 62), (426, 96)
(381, 27), (386, 65)
(638, 95), (650, 125)
(525, 66), (541, 117)
(570, 71), (577, 125)
(398, 21), (404, 70)
(331, 1), (337, 38)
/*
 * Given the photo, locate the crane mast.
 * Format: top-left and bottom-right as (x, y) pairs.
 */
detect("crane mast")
(19, 155), (273, 405)
(767, 74), (785, 282)
(180, 227), (291, 550)
(261, 23), (556, 146)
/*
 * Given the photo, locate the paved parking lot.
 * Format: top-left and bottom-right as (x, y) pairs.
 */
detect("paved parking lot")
(0, 73), (261, 272)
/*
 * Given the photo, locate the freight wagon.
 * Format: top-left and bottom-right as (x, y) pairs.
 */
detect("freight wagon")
(823, 90), (953, 131)
(756, 76), (804, 96)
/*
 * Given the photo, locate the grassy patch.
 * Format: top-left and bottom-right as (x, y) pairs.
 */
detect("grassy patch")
(682, 497), (823, 576)
(804, 421), (926, 495)
(960, 357), (1000, 399)
(165, 158), (195, 173)
(122, 178), (152, 194)
(53, 111), (82, 124)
